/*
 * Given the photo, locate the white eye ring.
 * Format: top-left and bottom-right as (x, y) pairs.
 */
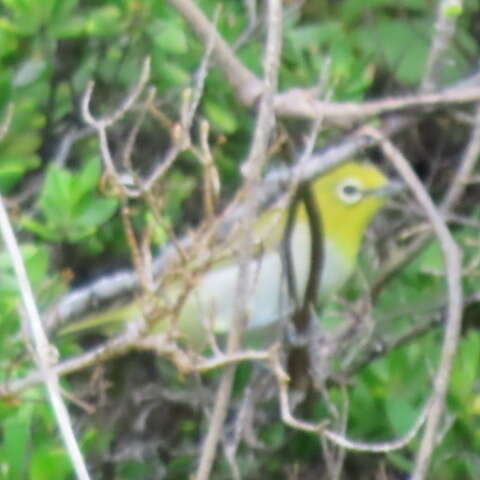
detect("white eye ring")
(336, 178), (363, 204)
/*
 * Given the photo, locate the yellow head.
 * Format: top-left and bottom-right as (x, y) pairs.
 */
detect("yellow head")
(311, 162), (391, 262)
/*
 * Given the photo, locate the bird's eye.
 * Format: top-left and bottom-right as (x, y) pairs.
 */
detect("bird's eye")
(336, 178), (363, 204)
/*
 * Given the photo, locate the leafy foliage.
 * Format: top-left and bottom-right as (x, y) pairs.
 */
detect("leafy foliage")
(22, 157), (118, 242)
(0, 0), (480, 479)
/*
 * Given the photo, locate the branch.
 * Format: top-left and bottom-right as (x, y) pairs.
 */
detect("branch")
(441, 102), (480, 210)
(421, 0), (462, 92)
(166, 0), (479, 123)
(0, 103), (14, 141)
(45, 113), (412, 332)
(0, 197), (91, 480)
(142, 11), (217, 192)
(371, 98), (480, 300)
(166, 0), (261, 105)
(362, 128), (463, 480)
(81, 57), (151, 197)
(272, 85), (480, 121)
(271, 350), (428, 453)
(195, 2), (282, 478)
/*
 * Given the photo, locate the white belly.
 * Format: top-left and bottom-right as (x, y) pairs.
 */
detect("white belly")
(182, 223), (352, 334)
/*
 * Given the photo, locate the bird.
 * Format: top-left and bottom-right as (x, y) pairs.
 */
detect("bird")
(60, 161), (398, 349)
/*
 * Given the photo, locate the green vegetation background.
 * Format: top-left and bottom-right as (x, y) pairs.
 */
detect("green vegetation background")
(0, 0), (480, 478)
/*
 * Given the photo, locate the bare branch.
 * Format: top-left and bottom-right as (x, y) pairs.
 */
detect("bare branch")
(421, 0), (462, 92)
(195, 2), (282, 478)
(323, 406), (430, 453)
(142, 10), (218, 192)
(0, 197), (91, 480)
(53, 126), (94, 167)
(166, 0), (261, 105)
(372, 99), (480, 300)
(45, 113), (413, 332)
(81, 57), (151, 129)
(273, 85), (480, 121)
(167, 0), (479, 123)
(0, 103), (14, 141)
(442, 103), (480, 210)
(272, 350), (428, 453)
(81, 57), (151, 197)
(362, 128), (463, 480)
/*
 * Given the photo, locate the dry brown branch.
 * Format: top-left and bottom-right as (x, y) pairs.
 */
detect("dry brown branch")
(193, 119), (221, 220)
(45, 113), (413, 333)
(442, 102), (480, 210)
(362, 128), (463, 480)
(272, 85), (480, 121)
(121, 86), (157, 172)
(81, 57), (151, 197)
(166, 0), (261, 105)
(195, 2), (282, 478)
(421, 0), (461, 92)
(142, 8), (218, 192)
(371, 98), (480, 300)
(82, 57), (151, 129)
(166, 0), (480, 124)
(271, 350), (428, 453)
(0, 197), (91, 479)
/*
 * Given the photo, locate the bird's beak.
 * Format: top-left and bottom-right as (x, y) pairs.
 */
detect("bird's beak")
(367, 180), (404, 197)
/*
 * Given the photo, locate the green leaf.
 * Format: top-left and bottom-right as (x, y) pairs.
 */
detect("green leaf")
(85, 6), (122, 37)
(451, 332), (480, 403)
(153, 57), (190, 87)
(72, 197), (118, 237)
(287, 21), (342, 54)
(204, 100), (238, 134)
(0, 404), (34, 479)
(410, 241), (444, 274)
(442, 0), (463, 17)
(26, 160), (118, 243)
(153, 21), (188, 54)
(53, 16), (86, 38)
(385, 395), (418, 435)
(354, 18), (430, 85)
(39, 166), (73, 222)
(30, 446), (71, 480)
(0, 155), (40, 192)
(75, 156), (102, 202)
(20, 217), (58, 241)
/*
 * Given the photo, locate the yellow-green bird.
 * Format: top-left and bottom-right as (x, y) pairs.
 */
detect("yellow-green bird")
(61, 162), (397, 348)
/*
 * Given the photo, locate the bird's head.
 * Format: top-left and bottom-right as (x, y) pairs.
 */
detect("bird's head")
(311, 161), (397, 260)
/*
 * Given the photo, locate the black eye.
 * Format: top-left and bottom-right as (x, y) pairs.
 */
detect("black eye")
(342, 184), (358, 195)
(336, 179), (363, 204)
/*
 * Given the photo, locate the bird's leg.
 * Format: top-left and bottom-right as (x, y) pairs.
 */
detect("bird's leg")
(286, 184), (325, 395)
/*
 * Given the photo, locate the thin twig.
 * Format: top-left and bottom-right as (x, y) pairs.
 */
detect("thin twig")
(421, 0), (462, 92)
(271, 350), (428, 452)
(441, 103), (480, 210)
(142, 8), (218, 192)
(362, 128), (463, 480)
(81, 57), (151, 196)
(195, 2), (282, 478)
(0, 197), (91, 480)
(166, 0), (261, 105)
(371, 100), (480, 299)
(0, 103), (14, 141)
(167, 0), (478, 122)
(82, 57), (151, 129)
(121, 86), (157, 172)
(46, 113), (413, 332)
